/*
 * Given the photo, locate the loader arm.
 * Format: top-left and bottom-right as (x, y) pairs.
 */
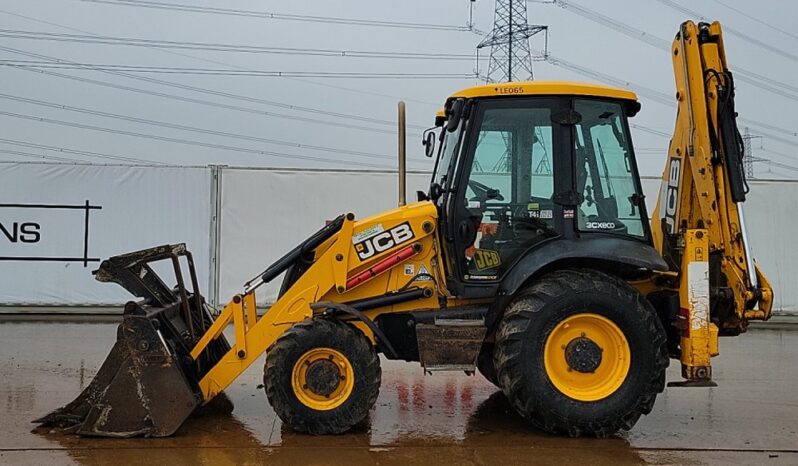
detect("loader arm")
(191, 203), (440, 401)
(650, 21), (773, 382)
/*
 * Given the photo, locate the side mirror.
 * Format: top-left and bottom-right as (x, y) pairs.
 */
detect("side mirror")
(422, 130), (436, 158)
(446, 99), (465, 133)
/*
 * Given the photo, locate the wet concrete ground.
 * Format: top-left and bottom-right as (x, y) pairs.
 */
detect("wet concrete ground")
(1, 321), (796, 465)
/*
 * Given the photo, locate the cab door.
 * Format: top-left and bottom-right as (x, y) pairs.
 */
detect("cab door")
(443, 97), (570, 296)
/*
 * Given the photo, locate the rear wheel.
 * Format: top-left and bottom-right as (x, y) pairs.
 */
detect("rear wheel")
(264, 319), (381, 434)
(494, 269), (667, 437)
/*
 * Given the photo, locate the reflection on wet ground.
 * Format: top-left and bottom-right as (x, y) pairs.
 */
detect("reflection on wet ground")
(2, 321), (797, 465)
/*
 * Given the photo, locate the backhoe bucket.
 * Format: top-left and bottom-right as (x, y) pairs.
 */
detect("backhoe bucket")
(33, 244), (230, 437)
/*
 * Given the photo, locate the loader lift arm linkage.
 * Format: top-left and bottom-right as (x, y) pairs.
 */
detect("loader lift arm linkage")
(649, 21), (772, 384)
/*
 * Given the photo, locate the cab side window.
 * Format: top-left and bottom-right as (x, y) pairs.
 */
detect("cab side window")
(574, 100), (645, 238)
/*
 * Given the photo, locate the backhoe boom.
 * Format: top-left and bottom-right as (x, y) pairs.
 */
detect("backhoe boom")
(651, 21), (773, 381)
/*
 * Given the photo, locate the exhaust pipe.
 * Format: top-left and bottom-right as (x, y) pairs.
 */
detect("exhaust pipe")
(398, 101), (406, 207)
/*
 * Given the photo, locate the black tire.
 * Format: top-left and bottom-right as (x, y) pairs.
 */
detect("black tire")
(476, 344), (500, 388)
(494, 269), (668, 437)
(264, 318), (381, 435)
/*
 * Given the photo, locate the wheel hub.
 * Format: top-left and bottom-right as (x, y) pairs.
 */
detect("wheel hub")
(564, 336), (603, 373)
(304, 359), (342, 397)
(543, 313), (631, 401)
(291, 347), (355, 410)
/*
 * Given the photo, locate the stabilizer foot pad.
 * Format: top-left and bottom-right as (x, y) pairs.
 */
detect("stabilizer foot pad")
(667, 379), (718, 388)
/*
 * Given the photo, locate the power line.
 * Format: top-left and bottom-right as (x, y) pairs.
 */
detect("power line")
(0, 92), (426, 164)
(0, 8), (442, 107)
(549, 0), (798, 100)
(754, 149), (798, 174)
(0, 29), (484, 61)
(0, 46), (423, 135)
(0, 148), (89, 164)
(0, 63), (404, 136)
(81, 0), (477, 32)
(653, 0), (798, 64)
(760, 147), (798, 166)
(284, 77), (440, 108)
(0, 60), (476, 79)
(0, 26), (442, 127)
(707, 0), (798, 43)
(0, 137), (170, 165)
(733, 67), (798, 97)
(0, 110), (401, 169)
(630, 125), (671, 138)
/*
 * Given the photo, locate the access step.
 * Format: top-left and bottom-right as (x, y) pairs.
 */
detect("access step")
(416, 315), (487, 373)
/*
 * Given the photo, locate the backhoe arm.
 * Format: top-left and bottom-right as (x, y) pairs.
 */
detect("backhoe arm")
(650, 21), (773, 382)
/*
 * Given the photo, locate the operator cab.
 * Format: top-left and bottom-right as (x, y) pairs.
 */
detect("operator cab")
(427, 82), (655, 297)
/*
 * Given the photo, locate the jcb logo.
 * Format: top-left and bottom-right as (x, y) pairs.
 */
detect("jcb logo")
(662, 157), (681, 234)
(473, 249), (501, 271)
(354, 222), (415, 261)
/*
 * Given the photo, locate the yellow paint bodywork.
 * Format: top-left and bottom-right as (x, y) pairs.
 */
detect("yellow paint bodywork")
(191, 201), (444, 402)
(650, 21), (772, 333)
(646, 21), (771, 381)
(447, 80), (638, 102)
(677, 230), (718, 378)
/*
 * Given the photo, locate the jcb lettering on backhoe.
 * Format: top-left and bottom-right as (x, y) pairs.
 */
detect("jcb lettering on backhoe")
(663, 157), (681, 234)
(354, 221), (415, 261)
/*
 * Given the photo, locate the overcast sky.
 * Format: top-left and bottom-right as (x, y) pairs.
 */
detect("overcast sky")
(1, 0), (796, 178)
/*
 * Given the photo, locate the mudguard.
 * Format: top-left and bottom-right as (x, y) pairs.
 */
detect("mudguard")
(498, 236), (668, 297)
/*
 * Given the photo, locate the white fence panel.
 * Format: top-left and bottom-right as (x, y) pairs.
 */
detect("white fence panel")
(0, 163), (212, 305)
(0, 163), (792, 314)
(218, 168), (429, 304)
(741, 180), (798, 313)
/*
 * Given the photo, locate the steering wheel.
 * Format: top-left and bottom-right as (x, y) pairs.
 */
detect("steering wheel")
(468, 180), (504, 203)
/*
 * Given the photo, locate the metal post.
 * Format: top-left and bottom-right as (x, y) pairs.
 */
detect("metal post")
(398, 101), (407, 207)
(208, 164), (225, 308)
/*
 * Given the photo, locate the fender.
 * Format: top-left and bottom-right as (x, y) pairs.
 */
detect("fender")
(499, 236), (668, 297)
(481, 236), (668, 332)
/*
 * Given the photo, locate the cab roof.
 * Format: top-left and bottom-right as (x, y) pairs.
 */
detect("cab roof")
(448, 81), (638, 102)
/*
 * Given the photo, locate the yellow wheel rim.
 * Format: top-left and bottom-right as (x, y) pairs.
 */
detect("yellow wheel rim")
(291, 348), (355, 411)
(543, 313), (630, 402)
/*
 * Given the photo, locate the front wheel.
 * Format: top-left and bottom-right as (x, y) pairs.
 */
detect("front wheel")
(264, 319), (381, 434)
(494, 269), (668, 437)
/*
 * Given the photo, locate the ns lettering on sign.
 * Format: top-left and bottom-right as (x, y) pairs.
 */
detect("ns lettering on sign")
(0, 222), (41, 243)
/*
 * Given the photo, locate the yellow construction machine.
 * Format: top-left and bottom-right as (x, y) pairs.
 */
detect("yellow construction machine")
(36, 21), (772, 438)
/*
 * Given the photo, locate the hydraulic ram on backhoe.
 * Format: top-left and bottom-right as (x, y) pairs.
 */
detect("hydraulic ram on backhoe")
(649, 21), (772, 384)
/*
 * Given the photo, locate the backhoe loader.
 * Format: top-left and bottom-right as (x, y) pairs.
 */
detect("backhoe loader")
(35, 21), (772, 438)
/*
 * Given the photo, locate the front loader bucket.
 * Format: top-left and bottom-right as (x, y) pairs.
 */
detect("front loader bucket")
(33, 244), (230, 437)
(34, 312), (200, 437)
